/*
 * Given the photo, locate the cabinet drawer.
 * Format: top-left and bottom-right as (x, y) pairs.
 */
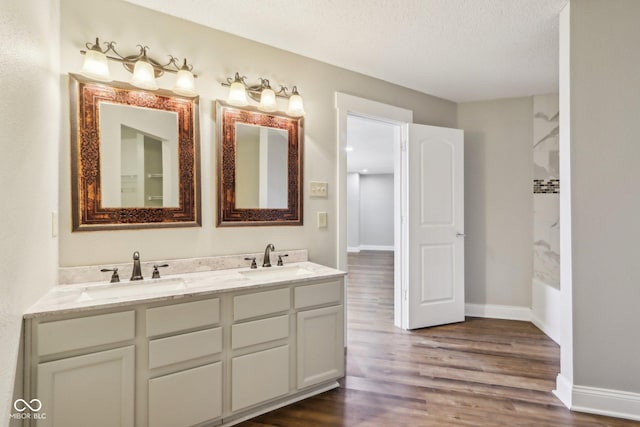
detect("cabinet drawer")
(232, 315), (289, 350)
(149, 327), (222, 369)
(231, 345), (290, 411)
(233, 288), (290, 321)
(149, 362), (222, 427)
(294, 281), (343, 309)
(38, 311), (135, 356)
(146, 298), (220, 337)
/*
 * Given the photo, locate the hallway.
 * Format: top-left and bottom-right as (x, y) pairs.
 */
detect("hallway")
(240, 251), (638, 426)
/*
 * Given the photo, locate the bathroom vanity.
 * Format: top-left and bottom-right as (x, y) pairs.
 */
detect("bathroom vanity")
(23, 256), (345, 427)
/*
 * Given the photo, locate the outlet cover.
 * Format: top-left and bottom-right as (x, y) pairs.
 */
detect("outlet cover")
(310, 181), (328, 198)
(317, 212), (328, 228)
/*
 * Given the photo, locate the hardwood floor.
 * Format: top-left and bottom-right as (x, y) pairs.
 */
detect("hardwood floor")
(238, 251), (639, 426)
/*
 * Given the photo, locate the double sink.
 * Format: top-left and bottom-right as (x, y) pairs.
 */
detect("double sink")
(76, 265), (314, 302)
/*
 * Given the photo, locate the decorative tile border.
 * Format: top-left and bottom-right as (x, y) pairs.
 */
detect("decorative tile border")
(534, 179), (560, 194)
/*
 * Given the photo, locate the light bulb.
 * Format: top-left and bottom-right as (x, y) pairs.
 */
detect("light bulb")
(130, 59), (158, 91)
(173, 61), (196, 97)
(259, 87), (277, 112)
(228, 81), (248, 106)
(80, 46), (111, 82)
(286, 87), (305, 117)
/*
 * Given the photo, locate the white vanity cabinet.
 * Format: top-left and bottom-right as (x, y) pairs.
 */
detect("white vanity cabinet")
(27, 311), (136, 427)
(294, 281), (345, 389)
(24, 271), (345, 427)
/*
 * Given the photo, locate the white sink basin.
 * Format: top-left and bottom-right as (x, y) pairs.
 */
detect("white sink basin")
(239, 266), (313, 281)
(78, 278), (186, 301)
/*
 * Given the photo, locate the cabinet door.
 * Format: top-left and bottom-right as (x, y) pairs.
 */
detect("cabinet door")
(148, 362), (222, 427)
(297, 306), (344, 389)
(231, 345), (290, 412)
(36, 346), (134, 427)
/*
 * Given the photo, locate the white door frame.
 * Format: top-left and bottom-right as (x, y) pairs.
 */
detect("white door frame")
(335, 93), (412, 328)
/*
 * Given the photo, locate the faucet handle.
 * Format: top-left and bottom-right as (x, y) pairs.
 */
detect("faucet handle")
(100, 268), (120, 283)
(244, 257), (257, 269)
(277, 254), (289, 266)
(152, 264), (169, 279)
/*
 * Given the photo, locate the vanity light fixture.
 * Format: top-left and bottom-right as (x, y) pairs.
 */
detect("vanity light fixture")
(221, 72), (306, 117)
(258, 80), (277, 113)
(173, 59), (197, 96)
(130, 48), (158, 91)
(286, 87), (305, 117)
(226, 73), (249, 107)
(79, 37), (198, 96)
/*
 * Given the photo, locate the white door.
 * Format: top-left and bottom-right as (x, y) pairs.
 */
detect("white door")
(404, 124), (464, 329)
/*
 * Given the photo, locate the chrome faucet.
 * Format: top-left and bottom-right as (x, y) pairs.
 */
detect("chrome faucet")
(130, 251), (144, 281)
(262, 243), (275, 267)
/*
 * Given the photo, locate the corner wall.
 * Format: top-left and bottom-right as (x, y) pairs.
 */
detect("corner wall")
(456, 97), (533, 313)
(0, 0), (60, 424)
(359, 174), (394, 250)
(560, 0), (640, 420)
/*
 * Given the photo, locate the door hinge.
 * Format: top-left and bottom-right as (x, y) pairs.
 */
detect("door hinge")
(402, 289), (408, 301)
(401, 139), (407, 152)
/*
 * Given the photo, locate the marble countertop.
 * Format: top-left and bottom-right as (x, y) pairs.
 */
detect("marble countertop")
(25, 261), (346, 319)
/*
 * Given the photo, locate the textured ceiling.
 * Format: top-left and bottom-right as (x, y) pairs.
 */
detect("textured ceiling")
(126, 0), (567, 102)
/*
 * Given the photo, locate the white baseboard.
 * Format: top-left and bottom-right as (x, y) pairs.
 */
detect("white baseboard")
(573, 385), (640, 422)
(347, 247), (360, 253)
(554, 373), (573, 408)
(531, 278), (562, 344)
(465, 303), (531, 321)
(357, 245), (394, 252)
(554, 375), (640, 421)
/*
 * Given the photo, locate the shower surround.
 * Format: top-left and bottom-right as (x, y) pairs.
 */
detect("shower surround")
(533, 94), (560, 289)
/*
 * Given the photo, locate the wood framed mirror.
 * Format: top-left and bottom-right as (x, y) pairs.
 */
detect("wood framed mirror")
(70, 74), (201, 231)
(216, 101), (303, 226)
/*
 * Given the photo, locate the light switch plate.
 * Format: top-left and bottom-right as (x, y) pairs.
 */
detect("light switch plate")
(317, 212), (328, 228)
(310, 181), (328, 198)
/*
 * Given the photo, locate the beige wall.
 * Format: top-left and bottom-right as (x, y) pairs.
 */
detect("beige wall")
(0, 0), (60, 423)
(359, 174), (394, 247)
(58, 0), (457, 268)
(567, 0), (640, 393)
(457, 97), (533, 307)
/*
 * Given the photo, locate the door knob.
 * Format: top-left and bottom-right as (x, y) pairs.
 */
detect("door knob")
(456, 232), (466, 238)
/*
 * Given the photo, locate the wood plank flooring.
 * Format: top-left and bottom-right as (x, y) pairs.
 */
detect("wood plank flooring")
(238, 251), (639, 426)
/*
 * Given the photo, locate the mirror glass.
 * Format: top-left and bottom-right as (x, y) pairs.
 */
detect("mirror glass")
(217, 101), (303, 226)
(70, 74), (201, 231)
(99, 104), (180, 208)
(235, 123), (288, 209)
